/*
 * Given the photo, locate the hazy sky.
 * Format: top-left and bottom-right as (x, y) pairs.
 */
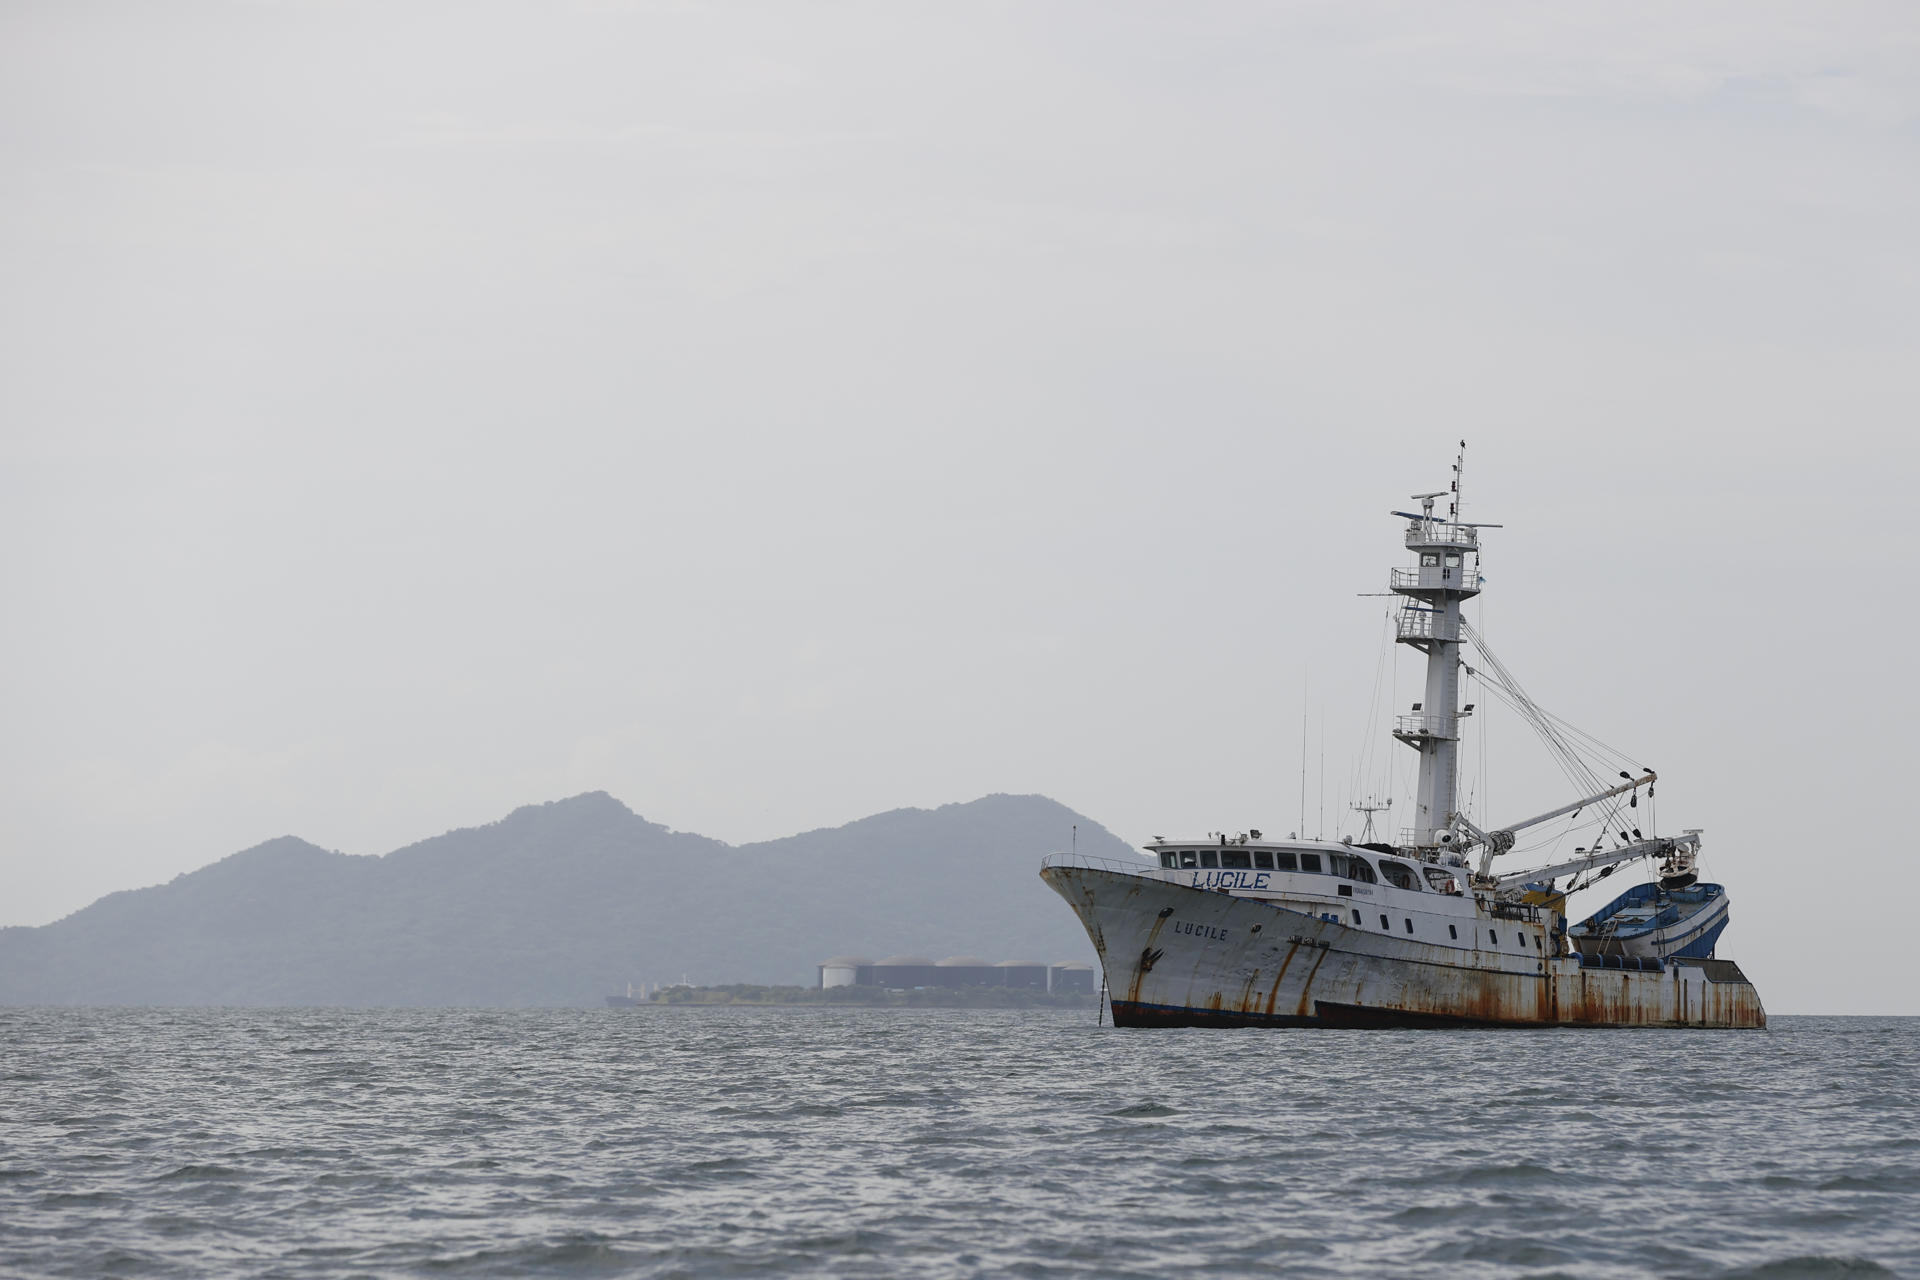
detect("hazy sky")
(4, 2), (1915, 1012)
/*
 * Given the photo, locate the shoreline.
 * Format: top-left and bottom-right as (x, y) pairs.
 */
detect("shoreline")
(608, 983), (1100, 1011)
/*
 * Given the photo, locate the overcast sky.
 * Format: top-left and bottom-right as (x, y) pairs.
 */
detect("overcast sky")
(4, 1), (1915, 1012)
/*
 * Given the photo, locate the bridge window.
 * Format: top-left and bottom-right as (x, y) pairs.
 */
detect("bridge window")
(1179, 850), (1198, 868)
(1253, 851), (1274, 870)
(1221, 849), (1251, 870)
(1378, 860), (1419, 891)
(1159, 852), (1177, 869)
(1275, 851), (1298, 871)
(1200, 851), (1218, 869)
(1299, 853), (1322, 874)
(1421, 553), (1439, 567)
(1331, 854), (1378, 884)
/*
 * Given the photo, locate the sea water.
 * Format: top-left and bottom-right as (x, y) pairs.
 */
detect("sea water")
(0, 1008), (1913, 1278)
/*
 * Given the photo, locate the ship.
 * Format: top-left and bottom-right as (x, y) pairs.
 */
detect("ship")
(1041, 446), (1764, 1028)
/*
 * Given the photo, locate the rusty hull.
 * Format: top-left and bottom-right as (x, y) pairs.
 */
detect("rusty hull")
(1041, 864), (1765, 1029)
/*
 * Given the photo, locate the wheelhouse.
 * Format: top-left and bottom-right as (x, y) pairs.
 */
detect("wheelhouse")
(1148, 841), (1436, 893)
(1123, 832), (1562, 958)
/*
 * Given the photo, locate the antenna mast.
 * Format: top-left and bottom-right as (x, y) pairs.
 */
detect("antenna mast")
(1387, 441), (1489, 853)
(1298, 677), (1308, 838)
(1351, 796), (1392, 844)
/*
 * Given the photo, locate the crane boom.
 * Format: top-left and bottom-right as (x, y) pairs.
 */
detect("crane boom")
(1471, 771), (1655, 875)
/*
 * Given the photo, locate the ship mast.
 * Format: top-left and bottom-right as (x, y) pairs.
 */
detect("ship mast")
(1388, 443), (1493, 854)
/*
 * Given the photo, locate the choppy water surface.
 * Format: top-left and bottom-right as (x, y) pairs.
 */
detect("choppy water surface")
(1, 1009), (1914, 1278)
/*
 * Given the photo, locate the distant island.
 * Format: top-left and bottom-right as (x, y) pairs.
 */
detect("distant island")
(0, 792), (1129, 1008)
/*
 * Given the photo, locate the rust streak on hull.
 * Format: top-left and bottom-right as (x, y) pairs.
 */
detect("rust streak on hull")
(1263, 942), (1302, 1018)
(1293, 945), (1331, 1020)
(1123, 908), (1171, 1007)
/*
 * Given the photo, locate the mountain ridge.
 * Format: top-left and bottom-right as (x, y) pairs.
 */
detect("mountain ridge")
(0, 791), (1134, 1006)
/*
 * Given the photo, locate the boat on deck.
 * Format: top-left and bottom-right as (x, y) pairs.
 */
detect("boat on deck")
(1569, 881), (1731, 961)
(1040, 446), (1764, 1029)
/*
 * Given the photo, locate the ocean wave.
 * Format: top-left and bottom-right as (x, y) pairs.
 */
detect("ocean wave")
(0, 1009), (1912, 1279)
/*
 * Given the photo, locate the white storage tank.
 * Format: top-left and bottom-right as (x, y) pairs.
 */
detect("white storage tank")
(818, 956), (871, 989)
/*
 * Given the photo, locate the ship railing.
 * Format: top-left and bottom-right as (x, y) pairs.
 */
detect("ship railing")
(1404, 522), (1478, 550)
(1394, 714), (1459, 740)
(1040, 851), (1163, 877)
(1577, 952), (1665, 972)
(1395, 610), (1461, 643)
(1389, 567), (1480, 594)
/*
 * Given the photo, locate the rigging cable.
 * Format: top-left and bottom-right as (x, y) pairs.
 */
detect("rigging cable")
(1459, 618), (1649, 856)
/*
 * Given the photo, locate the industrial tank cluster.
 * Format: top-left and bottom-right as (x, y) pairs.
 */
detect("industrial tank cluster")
(817, 955), (1096, 993)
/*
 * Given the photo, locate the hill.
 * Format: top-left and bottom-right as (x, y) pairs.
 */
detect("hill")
(0, 793), (1137, 1006)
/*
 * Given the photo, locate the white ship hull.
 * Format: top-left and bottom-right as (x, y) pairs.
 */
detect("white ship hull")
(1043, 864), (1766, 1029)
